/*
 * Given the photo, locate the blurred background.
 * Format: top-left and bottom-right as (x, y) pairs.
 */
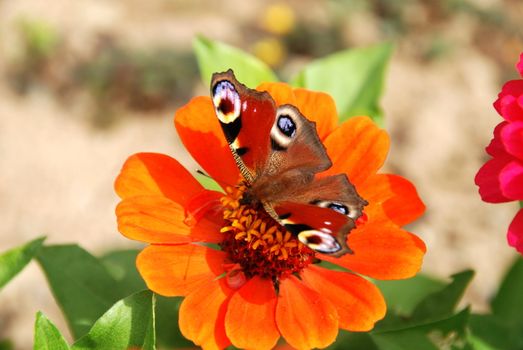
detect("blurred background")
(0, 0), (522, 348)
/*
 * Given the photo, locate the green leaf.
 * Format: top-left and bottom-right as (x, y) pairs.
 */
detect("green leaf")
(491, 257), (523, 326)
(468, 314), (523, 350)
(467, 259), (523, 350)
(410, 270), (474, 321)
(34, 311), (70, 350)
(376, 271), (472, 333)
(375, 274), (445, 315)
(467, 333), (498, 350)
(372, 330), (439, 350)
(291, 43), (393, 125)
(329, 309), (470, 350)
(195, 172), (224, 192)
(100, 249), (146, 296)
(100, 249), (191, 348)
(155, 296), (193, 348)
(0, 340), (13, 350)
(327, 332), (378, 350)
(409, 307), (470, 336)
(193, 36), (278, 87)
(373, 308), (470, 350)
(72, 290), (155, 350)
(0, 237), (45, 289)
(37, 245), (124, 339)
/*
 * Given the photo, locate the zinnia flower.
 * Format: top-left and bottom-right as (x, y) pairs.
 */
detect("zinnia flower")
(475, 53), (523, 254)
(115, 80), (426, 349)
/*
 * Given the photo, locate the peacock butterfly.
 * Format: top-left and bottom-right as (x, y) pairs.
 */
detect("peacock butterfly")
(211, 70), (367, 257)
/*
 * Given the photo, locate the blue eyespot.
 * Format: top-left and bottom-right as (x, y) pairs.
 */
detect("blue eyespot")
(277, 115), (296, 138)
(328, 202), (349, 215)
(213, 80), (236, 98)
(212, 80), (241, 124)
(213, 81), (239, 114)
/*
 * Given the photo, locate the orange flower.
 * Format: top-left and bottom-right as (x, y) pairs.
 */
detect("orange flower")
(115, 82), (426, 350)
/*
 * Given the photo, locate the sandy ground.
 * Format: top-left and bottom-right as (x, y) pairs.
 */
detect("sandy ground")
(0, 0), (521, 348)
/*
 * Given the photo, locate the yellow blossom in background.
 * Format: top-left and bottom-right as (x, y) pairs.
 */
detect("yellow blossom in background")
(252, 38), (287, 67)
(261, 3), (296, 35)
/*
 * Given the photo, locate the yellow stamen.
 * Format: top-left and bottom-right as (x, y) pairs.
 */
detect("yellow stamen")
(218, 181), (315, 282)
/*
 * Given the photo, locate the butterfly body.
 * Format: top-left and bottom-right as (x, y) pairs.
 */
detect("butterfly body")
(211, 70), (367, 257)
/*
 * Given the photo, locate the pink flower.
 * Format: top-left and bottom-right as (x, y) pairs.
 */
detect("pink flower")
(475, 53), (523, 254)
(493, 53), (523, 122)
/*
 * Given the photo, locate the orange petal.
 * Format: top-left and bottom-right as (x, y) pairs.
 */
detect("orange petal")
(276, 276), (338, 350)
(293, 88), (338, 140)
(320, 222), (426, 280)
(225, 276), (279, 350)
(136, 244), (225, 296)
(179, 278), (233, 350)
(115, 152), (203, 204)
(301, 265), (386, 331)
(360, 174), (425, 226)
(257, 82), (297, 106)
(175, 96), (240, 188)
(321, 116), (390, 187)
(116, 195), (222, 244)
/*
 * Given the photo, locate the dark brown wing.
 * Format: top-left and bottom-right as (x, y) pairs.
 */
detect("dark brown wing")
(248, 104), (332, 199)
(296, 174), (367, 221)
(265, 104), (331, 176)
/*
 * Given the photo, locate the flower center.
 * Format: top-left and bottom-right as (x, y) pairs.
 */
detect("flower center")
(219, 183), (315, 283)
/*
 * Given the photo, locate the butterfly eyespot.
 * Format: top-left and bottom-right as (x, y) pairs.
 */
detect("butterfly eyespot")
(277, 115), (296, 138)
(218, 98), (234, 115)
(304, 234), (323, 245)
(270, 109), (298, 150)
(312, 200), (361, 220)
(327, 202), (349, 215)
(298, 230), (342, 254)
(212, 80), (241, 124)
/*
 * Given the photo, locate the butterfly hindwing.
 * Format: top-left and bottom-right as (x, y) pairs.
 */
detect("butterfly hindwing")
(268, 174), (367, 256)
(273, 201), (354, 257)
(298, 174), (367, 220)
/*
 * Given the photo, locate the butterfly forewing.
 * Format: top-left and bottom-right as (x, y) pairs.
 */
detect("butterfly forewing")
(248, 104), (334, 203)
(267, 104), (331, 175)
(211, 70), (276, 181)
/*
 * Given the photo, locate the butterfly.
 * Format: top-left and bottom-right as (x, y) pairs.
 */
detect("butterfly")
(211, 70), (367, 257)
